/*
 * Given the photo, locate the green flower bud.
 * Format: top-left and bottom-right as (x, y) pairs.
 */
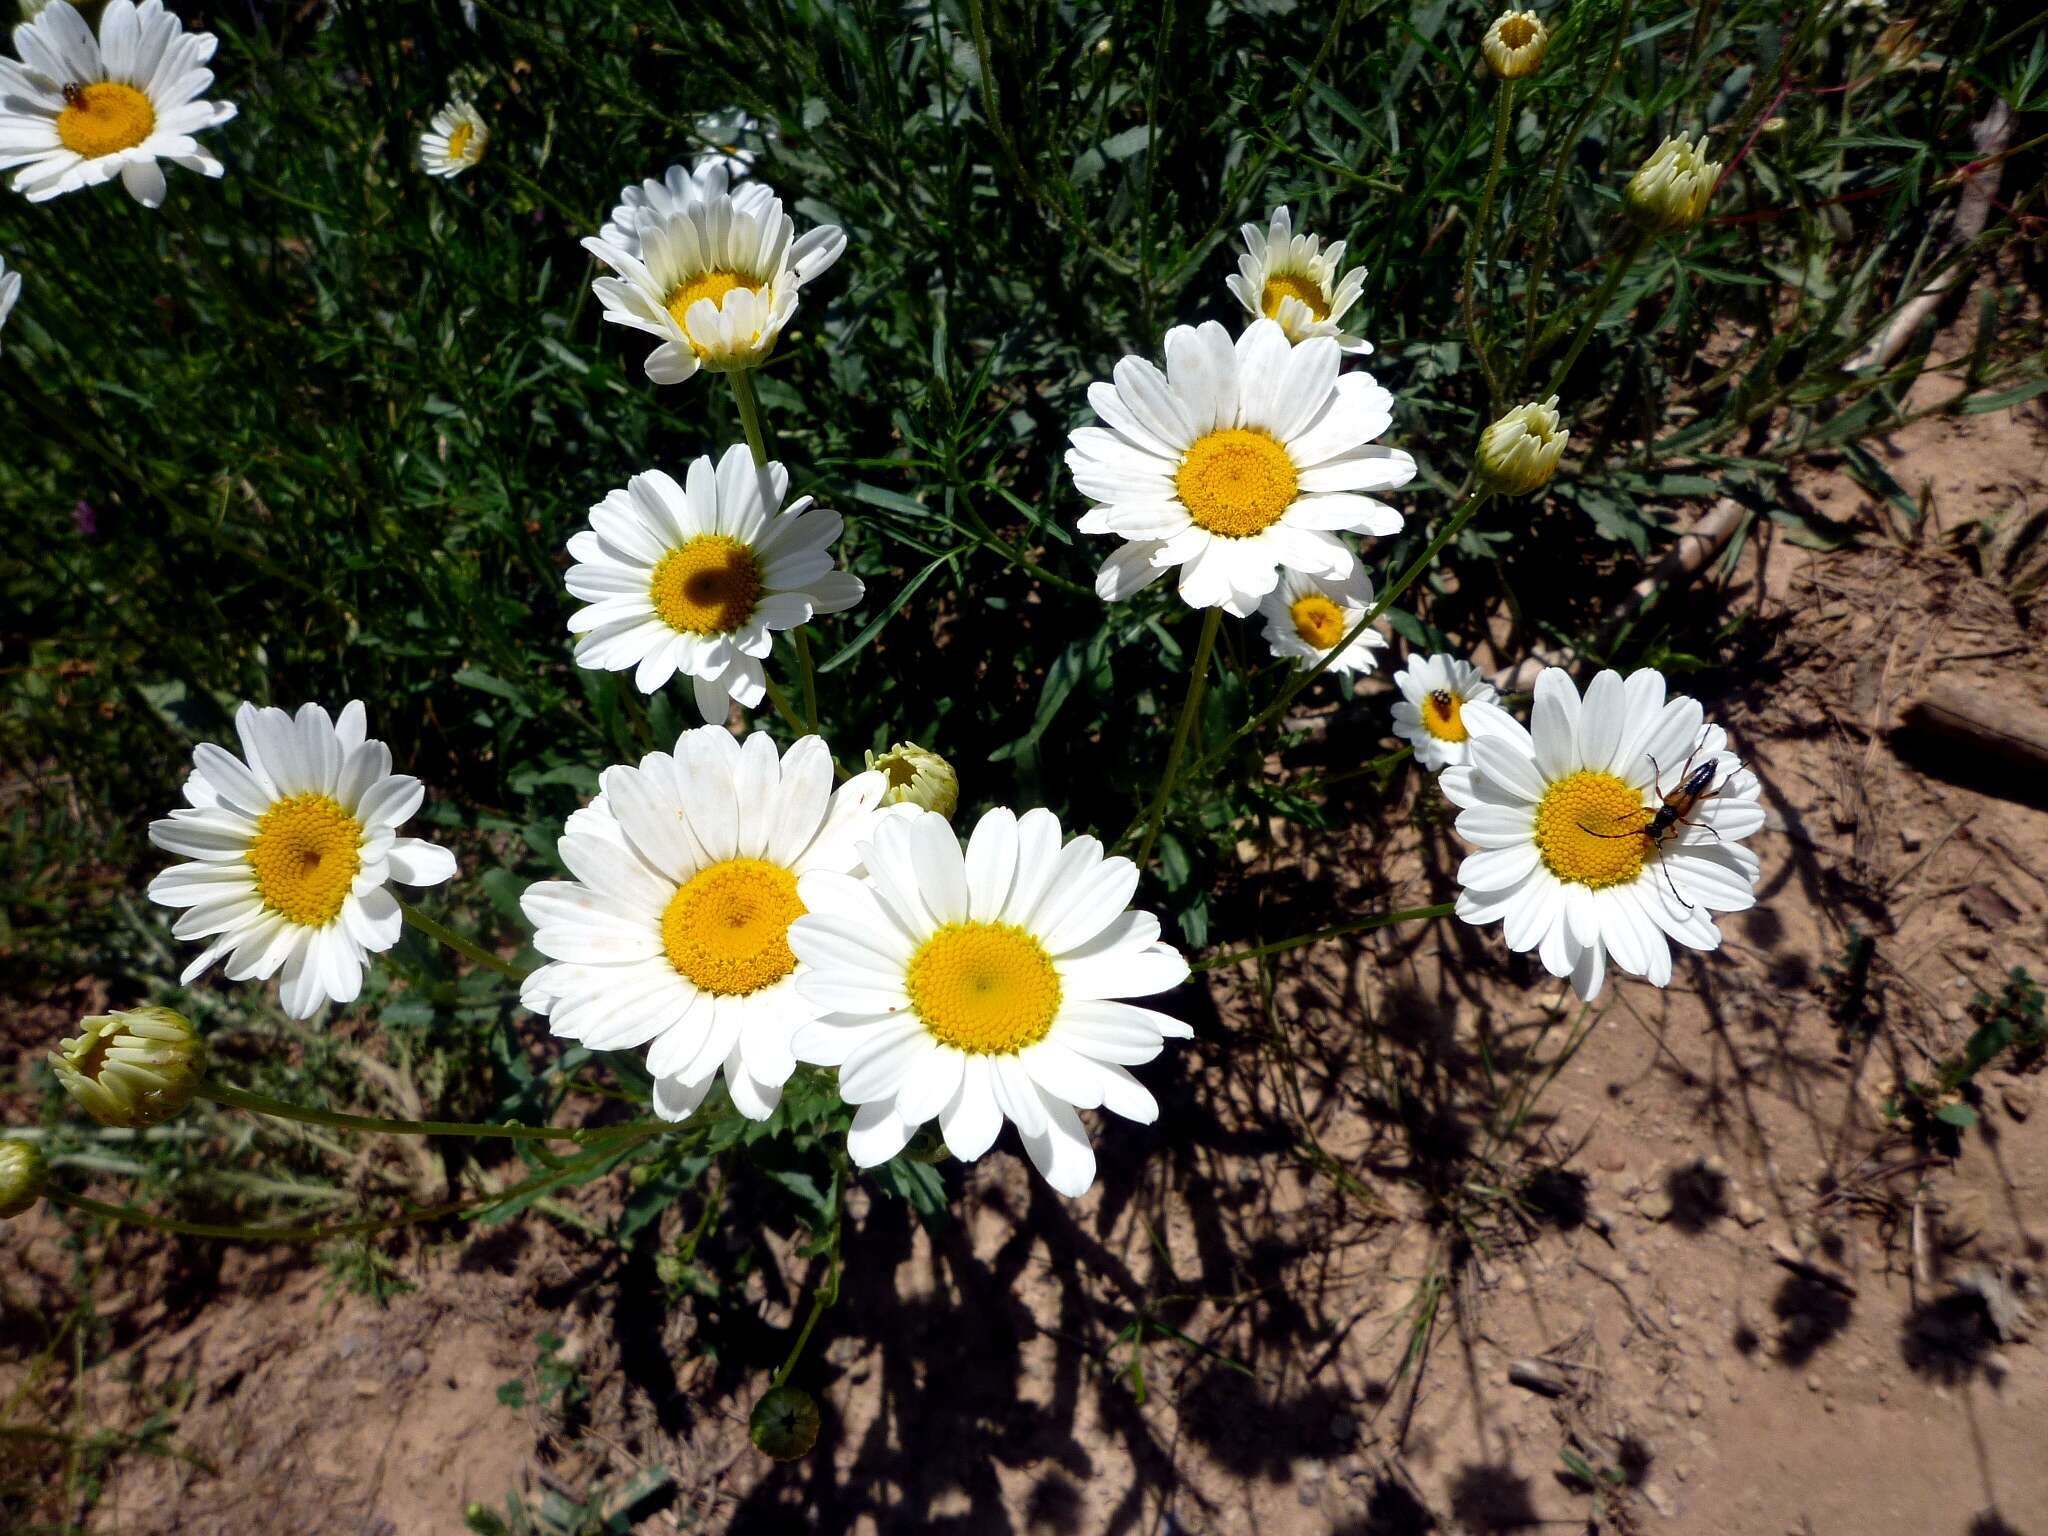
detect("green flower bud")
(1626, 134), (1721, 236)
(0, 1139), (47, 1220)
(864, 742), (959, 819)
(51, 1006), (206, 1128)
(1477, 396), (1569, 497)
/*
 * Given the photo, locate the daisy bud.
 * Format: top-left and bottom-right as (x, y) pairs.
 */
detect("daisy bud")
(1625, 134), (1721, 236)
(50, 1007), (207, 1129)
(1477, 397), (1569, 497)
(0, 1140), (47, 1220)
(864, 742), (960, 819)
(1481, 10), (1549, 80)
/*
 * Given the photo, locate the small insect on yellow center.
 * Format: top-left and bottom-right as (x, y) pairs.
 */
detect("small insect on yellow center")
(1423, 688), (1469, 742)
(661, 858), (804, 996)
(1290, 594), (1348, 650)
(1533, 770), (1649, 890)
(57, 82), (156, 160)
(907, 922), (1062, 1056)
(649, 535), (764, 637)
(1261, 272), (1331, 323)
(246, 794), (364, 927)
(1175, 428), (1299, 539)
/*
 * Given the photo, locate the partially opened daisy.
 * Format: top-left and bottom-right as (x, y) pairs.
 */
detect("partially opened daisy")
(1226, 206), (1373, 354)
(1391, 652), (1503, 771)
(789, 807), (1192, 1197)
(0, 0), (236, 208)
(0, 254), (18, 350)
(520, 727), (888, 1123)
(1441, 668), (1764, 1000)
(598, 157), (772, 255)
(418, 96), (487, 178)
(1067, 318), (1415, 616)
(581, 182), (845, 384)
(563, 442), (862, 723)
(146, 702), (458, 1019)
(1257, 567), (1386, 678)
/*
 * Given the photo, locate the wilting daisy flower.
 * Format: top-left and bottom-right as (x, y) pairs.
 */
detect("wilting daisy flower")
(581, 182), (845, 384)
(789, 807), (1191, 1197)
(1390, 652), (1502, 771)
(1441, 667), (1764, 1000)
(598, 157), (772, 256)
(417, 97), (487, 178)
(1068, 319), (1414, 616)
(1225, 207), (1373, 353)
(520, 727), (889, 1122)
(1257, 567), (1386, 678)
(0, 0), (236, 208)
(0, 254), (18, 350)
(563, 443), (863, 723)
(146, 702), (459, 1019)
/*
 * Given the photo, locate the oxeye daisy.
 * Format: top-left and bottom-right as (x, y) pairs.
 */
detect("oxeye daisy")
(598, 157), (774, 255)
(0, 254), (18, 350)
(1390, 652), (1503, 771)
(0, 0), (236, 208)
(580, 182), (845, 385)
(520, 727), (889, 1123)
(788, 807), (1192, 1197)
(1067, 318), (1415, 616)
(1225, 206), (1373, 353)
(146, 702), (458, 1019)
(1256, 567), (1387, 678)
(563, 442), (863, 724)
(1440, 667), (1765, 1000)
(417, 96), (487, 178)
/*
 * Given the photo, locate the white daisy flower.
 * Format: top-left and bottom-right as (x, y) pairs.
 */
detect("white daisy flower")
(1256, 566), (1387, 678)
(146, 702), (459, 1020)
(1390, 652), (1503, 771)
(520, 727), (889, 1123)
(1225, 206), (1373, 354)
(788, 807), (1192, 1197)
(580, 181), (845, 385)
(693, 107), (761, 177)
(1441, 667), (1765, 1001)
(417, 97), (487, 178)
(598, 157), (773, 256)
(0, 0), (236, 208)
(0, 254), (19, 350)
(1066, 318), (1415, 617)
(563, 442), (863, 724)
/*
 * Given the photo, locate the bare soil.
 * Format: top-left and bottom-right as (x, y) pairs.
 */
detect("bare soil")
(5, 392), (2046, 1536)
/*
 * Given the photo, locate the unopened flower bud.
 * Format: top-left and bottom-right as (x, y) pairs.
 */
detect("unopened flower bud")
(0, 1140), (47, 1219)
(1625, 134), (1720, 236)
(864, 742), (959, 819)
(51, 1006), (206, 1128)
(1477, 397), (1569, 496)
(1481, 10), (1549, 79)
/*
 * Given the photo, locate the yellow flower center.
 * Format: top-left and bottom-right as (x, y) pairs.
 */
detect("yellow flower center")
(649, 535), (763, 636)
(1499, 14), (1539, 48)
(665, 268), (758, 328)
(907, 922), (1062, 1055)
(57, 82), (156, 159)
(446, 122), (475, 162)
(1289, 594), (1348, 649)
(1532, 770), (1649, 890)
(1175, 428), (1299, 539)
(246, 794), (364, 927)
(660, 858), (804, 996)
(1423, 688), (1469, 742)
(1261, 272), (1330, 322)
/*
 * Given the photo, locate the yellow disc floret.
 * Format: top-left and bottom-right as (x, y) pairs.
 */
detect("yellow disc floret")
(247, 794), (364, 927)
(661, 858), (803, 996)
(1423, 688), (1469, 742)
(446, 123), (475, 162)
(1261, 272), (1330, 322)
(907, 922), (1062, 1055)
(1176, 429), (1299, 538)
(57, 82), (156, 159)
(649, 535), (764, 637)
(665, 268), (757, 329)
(1533, 770), (1649, 889)
(1290, 594), (1348, 650)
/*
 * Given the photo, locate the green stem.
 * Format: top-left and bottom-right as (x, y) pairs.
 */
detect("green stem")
(1194, 902), (1457, 972)
(762, 676), (811, 737)
(770, 1153), (846, 1389)
(1462, 81), (1516, 406)
(1542, 231), (1651, 397)
(729, 366), (775, 469)
(794, 627), (820, 736)
(201, 1080), (631, 1145)
(1133, 607), (1224, 872)
(398, 898), (528, 982)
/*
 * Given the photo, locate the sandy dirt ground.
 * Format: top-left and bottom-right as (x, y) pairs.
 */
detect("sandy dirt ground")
(4, 386), (2046, 1536)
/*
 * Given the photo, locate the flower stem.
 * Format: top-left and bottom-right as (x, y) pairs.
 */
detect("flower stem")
(1542, 231), (1652, 397)
(771, 1151), (846, 1389)
(397, 898), (529, 982)
(762, 676), (811, 737)
(1462, 81), (1516, 407)
(728, 366), (775, 469)
(1193, 902), (1456, 971)
(200, 1079), (628, 1145)
(1133, 607), (1224, 872)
